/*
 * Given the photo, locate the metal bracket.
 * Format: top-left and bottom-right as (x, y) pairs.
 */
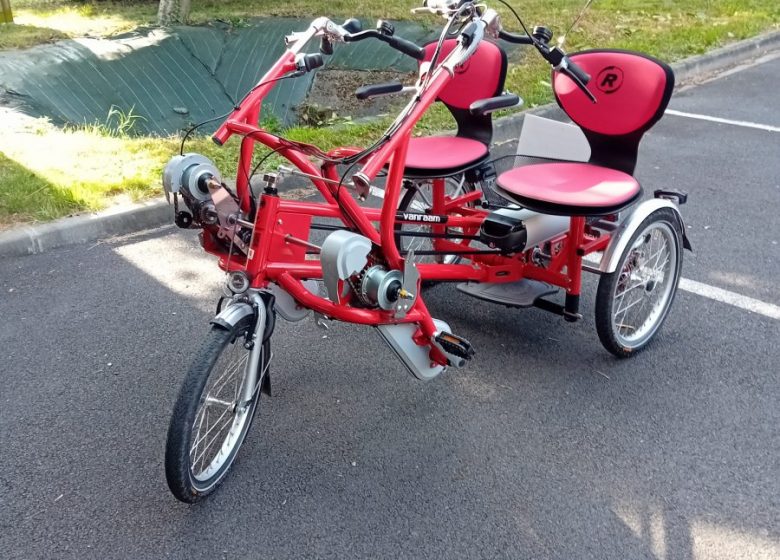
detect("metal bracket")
(394, 250), (420, 319)
(207, 182), (248, 253)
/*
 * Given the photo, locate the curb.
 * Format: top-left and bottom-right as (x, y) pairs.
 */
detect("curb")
(672, 29), (780, 84)
(2, 29), (779, 259)
(0, 200), (170, 257)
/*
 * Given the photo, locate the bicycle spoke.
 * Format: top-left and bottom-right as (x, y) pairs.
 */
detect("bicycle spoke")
(615, 293), (646, 323)
(211, 353), (247, 397)
(609, 219), (679, 348)
(190, 406), (231, 460)
(192, 413), (235, 468)
(190, 403), (208, 464)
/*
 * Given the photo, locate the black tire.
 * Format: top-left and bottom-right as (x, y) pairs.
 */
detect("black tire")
(165, 325), (269, 503)
(595, 208), (683, 358)
(396, 176), (479, 287)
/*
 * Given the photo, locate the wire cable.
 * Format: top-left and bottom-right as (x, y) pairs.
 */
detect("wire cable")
(179, 110), (233, 156)
(494, 0), (543, 48)
(559, 0), (594, 47)
(179, 71), (304, 155)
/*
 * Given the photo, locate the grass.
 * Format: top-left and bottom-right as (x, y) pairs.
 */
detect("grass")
(0, 23), (67, 49)
(1, 0), (779, 225)
(0, 110), (388, 225)
(6, 1), (780, 50)
(10, 1), (156, 41)
(0, 153), (81, 227)
(0, 114), (188, 224)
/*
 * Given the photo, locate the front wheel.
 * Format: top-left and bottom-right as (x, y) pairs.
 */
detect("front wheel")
(165, 325), (270, 503)
(595, 208), (683, 357)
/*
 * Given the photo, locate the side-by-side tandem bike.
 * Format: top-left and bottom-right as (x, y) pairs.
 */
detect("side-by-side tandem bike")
(161, 0), (691, 502)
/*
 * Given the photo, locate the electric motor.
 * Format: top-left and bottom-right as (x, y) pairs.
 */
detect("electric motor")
(162, 153), (223, 227)
(357, 265), (404, 310)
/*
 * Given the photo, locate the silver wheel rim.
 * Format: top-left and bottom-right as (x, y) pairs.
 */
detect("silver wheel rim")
(188, 338), (260, 485)
(611, 221), (679, 349)
(401, 176), (473, 265)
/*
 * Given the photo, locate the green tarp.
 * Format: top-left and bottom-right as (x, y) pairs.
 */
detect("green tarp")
(0, 19), (441, 135)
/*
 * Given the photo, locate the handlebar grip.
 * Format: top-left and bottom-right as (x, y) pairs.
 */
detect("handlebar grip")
(498, 30), (534, 45)
(469, 94), (522, 116)
(343, 29), (424, 60)
(565, 59), (590, 85)
(355, 80), (404, 100)
(301, 53), (324, 72)
(388, 36), (425, 61)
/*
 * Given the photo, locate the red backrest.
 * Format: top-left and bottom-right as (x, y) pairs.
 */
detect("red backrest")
(422, 39), (507, 109)
(553, 50), (674, 137)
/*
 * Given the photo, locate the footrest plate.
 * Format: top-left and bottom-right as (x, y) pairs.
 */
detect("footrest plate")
(456, 279), (558, 308)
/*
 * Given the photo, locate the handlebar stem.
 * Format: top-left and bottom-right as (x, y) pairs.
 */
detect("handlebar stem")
(441, 17), (485, 74)
(481, 8), (502, 39)
(285, 16), (350, 53)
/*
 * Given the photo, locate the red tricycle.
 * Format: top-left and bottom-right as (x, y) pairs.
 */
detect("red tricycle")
(162, 0), (690, 503)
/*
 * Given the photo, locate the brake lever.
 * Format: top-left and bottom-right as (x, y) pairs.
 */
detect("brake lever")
(562, 66), (597, 103)
(319, 36), (334, 55)
(537, 43), (597, 104)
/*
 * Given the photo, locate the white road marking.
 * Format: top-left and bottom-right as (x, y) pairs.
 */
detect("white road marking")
(679, 278), (780, 320)
(665, 109), (780, 132)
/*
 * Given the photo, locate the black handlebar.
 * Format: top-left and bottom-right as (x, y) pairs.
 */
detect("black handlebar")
(387, 34), (427, 60)
(390, 37), (425, 60)
(528, 39), (595, 103)
(497, 29), (534, 45)
(355, 80), (405, 100)
(329, 16), (593, 103)
(343, 28), (425, 60)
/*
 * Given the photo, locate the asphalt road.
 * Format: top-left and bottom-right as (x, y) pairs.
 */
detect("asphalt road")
(1, 55), (779, 560)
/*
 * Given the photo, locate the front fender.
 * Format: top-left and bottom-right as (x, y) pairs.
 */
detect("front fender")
(210, 301), (255, 332)
(209, 291), (276, 342)
(596, 198), (691, 274)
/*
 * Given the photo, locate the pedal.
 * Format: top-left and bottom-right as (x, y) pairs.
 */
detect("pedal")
(457, 279), (558, 308)
(432, 331), (475, 368)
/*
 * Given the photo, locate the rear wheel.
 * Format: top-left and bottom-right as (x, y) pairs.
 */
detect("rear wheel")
(165, 325), (270, 503)
(595, 208), (683, 357)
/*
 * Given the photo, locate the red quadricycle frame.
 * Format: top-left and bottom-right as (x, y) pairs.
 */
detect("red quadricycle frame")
(201, 17), (613, 348)
(162, 2), (691, 505)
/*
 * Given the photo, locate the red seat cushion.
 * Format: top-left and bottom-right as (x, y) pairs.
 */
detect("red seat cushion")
(404, 136), (488, 177)
(496, 163), (642, 216)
